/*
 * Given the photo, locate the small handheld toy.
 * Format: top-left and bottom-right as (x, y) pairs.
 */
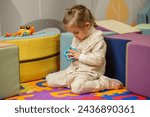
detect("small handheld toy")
(64, 47), (78, 62)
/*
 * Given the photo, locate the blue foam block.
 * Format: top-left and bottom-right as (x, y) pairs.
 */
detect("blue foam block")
(104, 33), (141, 85)
(104, 38), (129, 85)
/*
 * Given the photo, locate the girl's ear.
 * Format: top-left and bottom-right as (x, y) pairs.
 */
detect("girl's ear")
(85, 22), (91, 29)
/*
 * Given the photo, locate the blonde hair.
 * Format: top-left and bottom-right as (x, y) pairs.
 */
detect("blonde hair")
(63, 5), (96, 28)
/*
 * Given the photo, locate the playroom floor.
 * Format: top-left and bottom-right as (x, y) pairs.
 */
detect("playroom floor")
(5, 79), (150, 100)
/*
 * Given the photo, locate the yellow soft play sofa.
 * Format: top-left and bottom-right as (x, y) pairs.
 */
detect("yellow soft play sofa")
(1, 32), (60, 82)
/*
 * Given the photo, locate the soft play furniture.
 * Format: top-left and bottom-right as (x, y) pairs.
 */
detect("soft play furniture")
(104, 33), (143, 85)
(135, 24), (150, 35)
(126, 35), (150, 97)
(0, 43), (20, 99)
(96, 25), (117, 36)
(96, 20), (140, 34)
(0, 32), (60, 82)
(60, 32), (73, 70)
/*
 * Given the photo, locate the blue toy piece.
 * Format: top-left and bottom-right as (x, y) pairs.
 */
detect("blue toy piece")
(64, 47), (78, 62)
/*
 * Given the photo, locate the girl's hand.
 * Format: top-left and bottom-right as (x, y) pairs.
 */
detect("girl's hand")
(68, 49), (80, 60)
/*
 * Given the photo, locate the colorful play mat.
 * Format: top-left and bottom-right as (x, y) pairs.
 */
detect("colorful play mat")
(5, 79), (150, 100)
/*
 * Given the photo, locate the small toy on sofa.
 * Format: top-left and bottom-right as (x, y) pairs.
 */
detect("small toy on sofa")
(4, 25), (35, 37)
(64, 47), (78, 62)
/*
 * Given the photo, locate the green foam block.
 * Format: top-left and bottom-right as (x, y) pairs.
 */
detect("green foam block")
(0, 43), (20, 99)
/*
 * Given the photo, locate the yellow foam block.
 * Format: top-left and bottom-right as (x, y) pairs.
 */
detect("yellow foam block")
(2, 34), (60, 82)
(20, 55), (60, 83)
(2, 34), (60, 61)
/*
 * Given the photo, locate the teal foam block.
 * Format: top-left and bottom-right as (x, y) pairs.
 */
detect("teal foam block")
(102, 31), (117, 36)
(135, 24), (150, 35)
(60, 33), (73, 70)
(0, 31), (59, 41)
(0, 43), (20, 99)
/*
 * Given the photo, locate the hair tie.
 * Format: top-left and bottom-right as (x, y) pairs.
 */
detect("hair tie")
(66, 8), (72, 14)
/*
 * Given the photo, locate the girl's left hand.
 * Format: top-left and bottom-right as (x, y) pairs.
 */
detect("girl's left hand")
(68, 49), (80, 60)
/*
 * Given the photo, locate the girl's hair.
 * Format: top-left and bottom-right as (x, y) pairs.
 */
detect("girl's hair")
(63, 5), (96, 28)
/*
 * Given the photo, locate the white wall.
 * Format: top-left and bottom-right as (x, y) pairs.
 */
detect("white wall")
(74, 0), (108, 20)
(125, 0), (148, 24)
(0, 19), (1, 36)
(0, 3), (1, 36)
(0, 0), (149, 35)
(0, 0), (21, 35)
(75, 0), (148, 24)
(0, 0), (75, 35)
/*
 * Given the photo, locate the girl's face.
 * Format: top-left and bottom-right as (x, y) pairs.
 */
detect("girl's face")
(66, 22), (90, 41)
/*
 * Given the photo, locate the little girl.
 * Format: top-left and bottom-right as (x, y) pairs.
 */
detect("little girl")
(46, 5), (123, 94)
